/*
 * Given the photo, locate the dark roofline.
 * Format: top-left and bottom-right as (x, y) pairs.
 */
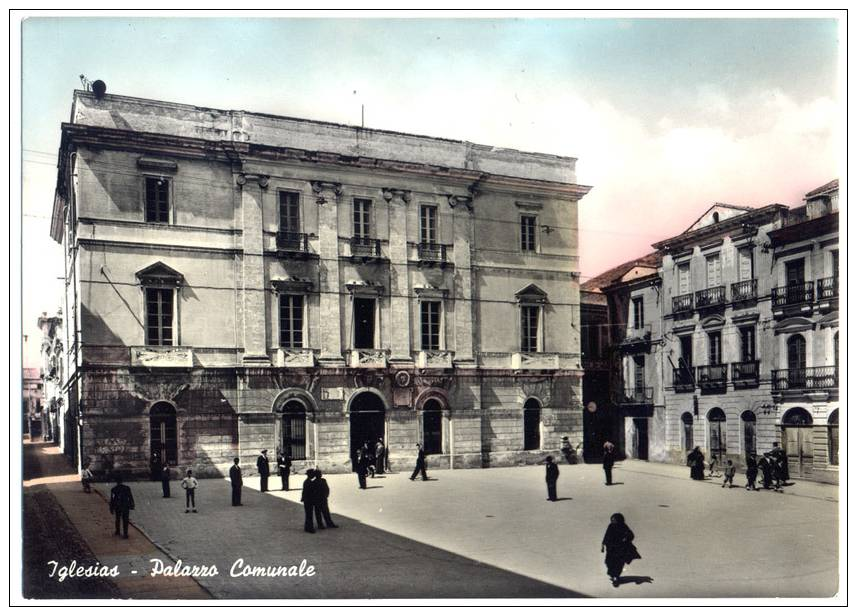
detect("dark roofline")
(73, 90), (579, 164)
(804, 179), (838, 200)
(652, 204), (788, 251)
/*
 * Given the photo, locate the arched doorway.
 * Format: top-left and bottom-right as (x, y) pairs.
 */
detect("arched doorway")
(281, 400), (307, 460)
(828, 409), (839, 466)
(782, 407), (813, 478)
(681, 412), (694, 452)
(423, 399), (443, 455)
(150, 401), (178, 466)
(349, 391), (385, 468)
(741, 410), (757, 459)
(707, 407), (726, 462)
(523, 398), (541, 451)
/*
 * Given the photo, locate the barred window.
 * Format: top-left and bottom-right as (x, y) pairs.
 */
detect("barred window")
(279, 294), (304, 349)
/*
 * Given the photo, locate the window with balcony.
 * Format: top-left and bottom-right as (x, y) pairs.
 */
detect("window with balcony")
(278, 191), (306, 251)
(774, 258), (813, 307)
(420, 300), (442, 351)
(420, 205), (438, 244)
(632, 297), (644, 330)
(706, 254), (722, 287)
(673, 263), (693, 313)
(740, 326), (756, 362)
(520, 214), (537, 252)
(145, 287), (174, 346)
(708, 331), (722, 365)
(353, 198), (372, 239)
(278, 294), (304, 349)
(145, 177), (170, 223)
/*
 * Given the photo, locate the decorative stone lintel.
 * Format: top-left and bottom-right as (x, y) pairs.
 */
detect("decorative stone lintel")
(447, 194), (473, 213)
(271, 278), (313, 293)
(382, 188), (412, 204)
(235, 173), (270, 188)
(311, 181), (342, 203)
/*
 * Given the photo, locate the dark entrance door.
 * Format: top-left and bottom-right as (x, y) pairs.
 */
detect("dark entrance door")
(523, 398), (541, 451)
(281, 401), (307, 460)
(423, 400), (443, 455)
(350, 392), (385, 469)
(782, 407), (814, 478)
(354, 298), (376, 349)
(708, 407), (727, 462)
(150, 401), (178, 466)
(632, 418), (648, 460)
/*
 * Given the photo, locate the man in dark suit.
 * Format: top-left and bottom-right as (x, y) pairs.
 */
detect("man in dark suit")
(301, 469), (319, 533)
(229, 457), (243, 506)
(602, 442), (616, 486)
(256, 449), (270, 492)
(315, 470), (338, 529)
(545, 455), (560, 501)
(276, 448), (291, 491)
(109, 474), (135, 538)
(355, 447), (368, 489)
(410, 443), (428, 481)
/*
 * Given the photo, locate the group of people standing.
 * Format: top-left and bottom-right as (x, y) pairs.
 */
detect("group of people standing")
(687, 443), (790, 492)
(252, 448), (293, 493)
(352, 438), (392, 488)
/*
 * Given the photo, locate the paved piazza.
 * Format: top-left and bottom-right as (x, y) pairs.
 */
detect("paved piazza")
(116, 460), (838, 599)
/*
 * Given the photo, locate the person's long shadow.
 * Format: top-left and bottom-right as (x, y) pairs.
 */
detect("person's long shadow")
(552, 497), (573, 502)
(606, 482), (625, 486)
(616, 575), (653, 586)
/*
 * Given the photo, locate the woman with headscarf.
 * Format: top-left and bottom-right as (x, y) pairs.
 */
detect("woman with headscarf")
(687, 446), (705, 480)
(601, 513), (641, 587)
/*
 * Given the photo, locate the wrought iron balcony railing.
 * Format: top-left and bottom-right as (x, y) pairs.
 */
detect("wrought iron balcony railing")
(418, 242), (447, 262)
(672, 293), (694, 314)
(731, 360), (760, 387)
(771, 366), (838, 391)
(276, 231), (309, 253)
(695, 285), (726, 309)
(771, 282), (814, 307)
(696, 363), (728, 389)
(731, 279), (758, 303)
(350, 237), (382, 258)
(817, 277), (838, 300)
(618, 386), (654, 404)
(673, 367), (695, 392)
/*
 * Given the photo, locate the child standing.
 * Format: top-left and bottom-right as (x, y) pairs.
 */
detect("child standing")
(81, 460), (93, 493)
(180, 469), (198, 513)
(721, 459), (736, 488)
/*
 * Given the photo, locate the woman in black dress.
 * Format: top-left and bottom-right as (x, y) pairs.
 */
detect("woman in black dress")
(601, 513), (641, 587)
(687, 446), (705, 480)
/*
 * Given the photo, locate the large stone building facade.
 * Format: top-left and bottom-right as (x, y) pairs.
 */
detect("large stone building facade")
(583, 182), (839, 483)
(50, 89), (591, 477)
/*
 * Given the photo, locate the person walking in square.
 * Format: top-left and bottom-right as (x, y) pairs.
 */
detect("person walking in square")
(544, 455), (560, 501)
(355, 447), (368, 489)
(767, 442), (789, 483)
(601, 513), (641, 587)
(745, 454), (759, 491)
(229, 457), (243, 506)
(687, 446), (705, 480)
(602, 442), (616, 486)
(161, 462), (171, 498)
(109, 474), (135, 539)
(276, 448), (291, 491)
(301, 469), (319, 533)
(81, 459), (93, 493)
(181, 468), (198, 513)
(758, 454), (773, 490)
(721, 459), (736, 488)
(410, 443), (428, 481)
(257, 449), (270, 492)
(315, 470), (338, 529)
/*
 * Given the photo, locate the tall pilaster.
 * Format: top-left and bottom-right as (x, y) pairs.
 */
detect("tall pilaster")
(384, 188), (413, 364)
(313, 181), (345, 366)
(449, 194), (476, 366)
(237, 172), (270, 366)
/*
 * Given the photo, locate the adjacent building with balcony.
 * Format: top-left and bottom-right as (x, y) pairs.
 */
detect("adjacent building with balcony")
(49, 89), (591, 477)
(583, 183), (839, 482)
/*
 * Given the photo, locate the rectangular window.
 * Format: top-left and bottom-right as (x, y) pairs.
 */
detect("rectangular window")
(353, 298), (376, 349)
(145, 287), (174, 346)
(785, 258), (805, 284)
(740, 326), (756, 362)
(278, 294), (304, 349)
(420, 301), (441, 351)
(706, 254), (722, 287)
(420, 205), (437, 244)
(353, 198), (372, 239)
(145, 177), (170, 223)
(632, 297), (644, 330)
(633, 356), (645, 390)
(831, 250), (839, 281)
(708, 331), (722, 365)
(520, 215), (537, 251)
(279, 191), (301, 233)
(678, 263), (690, 295)
(679, 335), (693, 368)
(738, 248), (754, 281)
(521, 305), (540, 353)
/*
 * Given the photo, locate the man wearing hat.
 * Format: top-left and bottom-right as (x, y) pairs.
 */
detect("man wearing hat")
(256, 449), (271, 493)
(544, 455), (560, 501)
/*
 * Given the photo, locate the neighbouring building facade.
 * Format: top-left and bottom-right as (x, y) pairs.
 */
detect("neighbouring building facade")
(37, 310), (75, 460)
(583, 182), (839, 483)
(23, 368), (43, 439)
(50, 89), (591, 477)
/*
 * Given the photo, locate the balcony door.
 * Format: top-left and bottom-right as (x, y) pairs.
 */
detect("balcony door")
(785, 258), (806, 304)
(787, 334), (807, 388)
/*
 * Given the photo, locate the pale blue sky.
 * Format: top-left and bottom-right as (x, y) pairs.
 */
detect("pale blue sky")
(20, 16), (842, 365)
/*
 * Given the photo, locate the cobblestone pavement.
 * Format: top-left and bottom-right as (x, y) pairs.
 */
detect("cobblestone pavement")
(123, 458), (838, 599)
